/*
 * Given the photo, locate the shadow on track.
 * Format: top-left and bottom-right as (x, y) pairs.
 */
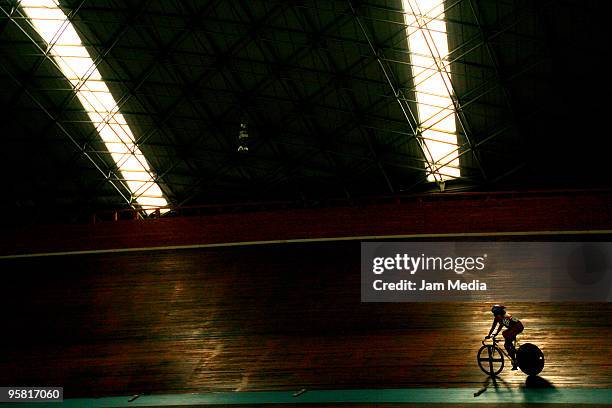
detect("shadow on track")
(475, 374), (558, 403)
(520, 375), (559, 404)
(474, 375), (511, 397)
(524, 375), (556, 388)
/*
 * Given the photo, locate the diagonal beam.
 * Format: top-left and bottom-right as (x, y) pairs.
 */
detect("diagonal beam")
(293, 4), (396, 194)
(347, 0), (444, 187)
(0, 64), (132, 204)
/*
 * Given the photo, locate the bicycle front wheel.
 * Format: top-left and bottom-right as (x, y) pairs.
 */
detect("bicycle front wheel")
(477, 344), (504, 376)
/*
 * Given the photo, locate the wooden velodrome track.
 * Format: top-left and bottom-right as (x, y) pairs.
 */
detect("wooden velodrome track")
(0, 241), (610, 405)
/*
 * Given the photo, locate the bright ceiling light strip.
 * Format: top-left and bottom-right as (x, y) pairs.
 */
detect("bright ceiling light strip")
(402, 0), (460, 182)
(20, 0), (168, 213)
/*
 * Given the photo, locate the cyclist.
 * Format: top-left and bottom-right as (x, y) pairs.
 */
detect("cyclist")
(485, 304), (524, 370)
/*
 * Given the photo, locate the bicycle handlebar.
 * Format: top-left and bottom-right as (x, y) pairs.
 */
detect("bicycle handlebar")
(482, 335), (500, 346)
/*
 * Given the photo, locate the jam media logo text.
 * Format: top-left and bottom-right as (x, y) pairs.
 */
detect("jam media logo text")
(372, 253), (487, 275)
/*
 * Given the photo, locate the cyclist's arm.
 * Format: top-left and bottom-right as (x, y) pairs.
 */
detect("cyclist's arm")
(486, 319), (497, 337)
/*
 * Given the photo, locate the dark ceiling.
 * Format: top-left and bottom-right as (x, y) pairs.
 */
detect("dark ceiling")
(0, 0), (608, 223)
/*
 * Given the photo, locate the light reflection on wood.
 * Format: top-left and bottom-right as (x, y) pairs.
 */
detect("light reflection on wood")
(0, 242), (610, 398)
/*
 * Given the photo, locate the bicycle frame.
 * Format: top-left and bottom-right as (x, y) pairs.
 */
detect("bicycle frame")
(483, 335), (519, 361)
(477, 335), (519, 376)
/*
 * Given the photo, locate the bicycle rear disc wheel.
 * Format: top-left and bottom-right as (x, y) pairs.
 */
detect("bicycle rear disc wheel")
(477, 345), (504, 376)
(517, 343), (545, 376)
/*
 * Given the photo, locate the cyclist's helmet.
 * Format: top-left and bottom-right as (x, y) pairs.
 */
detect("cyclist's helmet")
(491, 304), (506, 315)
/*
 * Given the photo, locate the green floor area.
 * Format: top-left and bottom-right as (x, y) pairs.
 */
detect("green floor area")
(4, 387), (611, 407)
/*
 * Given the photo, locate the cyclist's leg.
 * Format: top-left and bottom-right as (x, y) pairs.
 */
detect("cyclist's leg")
(511, 323), (524, 356)
(503, 335), (518, 369)
(512, 322), (524, 368)
(504, 335), (515, 357)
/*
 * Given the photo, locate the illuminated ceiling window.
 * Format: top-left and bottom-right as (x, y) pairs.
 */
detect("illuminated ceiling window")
(20, 0), (167, 214)
(402, 0), (460, 182)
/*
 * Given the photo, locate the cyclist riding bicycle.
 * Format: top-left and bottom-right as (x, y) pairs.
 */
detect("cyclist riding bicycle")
(485, 304), (524, 370)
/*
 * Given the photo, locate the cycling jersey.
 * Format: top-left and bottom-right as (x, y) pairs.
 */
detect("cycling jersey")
(495, 314), (519, 328)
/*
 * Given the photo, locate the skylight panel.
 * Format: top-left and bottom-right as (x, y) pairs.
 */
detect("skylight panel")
(402, 0), (460, 182)
(20, 0), (168, 214)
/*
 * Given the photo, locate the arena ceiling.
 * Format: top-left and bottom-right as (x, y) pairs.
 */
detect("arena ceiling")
(0, 0), (607, 222)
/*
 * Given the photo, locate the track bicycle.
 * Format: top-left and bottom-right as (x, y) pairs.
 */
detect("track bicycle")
(477, 335), (544, 376)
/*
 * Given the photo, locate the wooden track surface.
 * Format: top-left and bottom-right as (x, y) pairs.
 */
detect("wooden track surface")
(0, 242), (610, 398)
